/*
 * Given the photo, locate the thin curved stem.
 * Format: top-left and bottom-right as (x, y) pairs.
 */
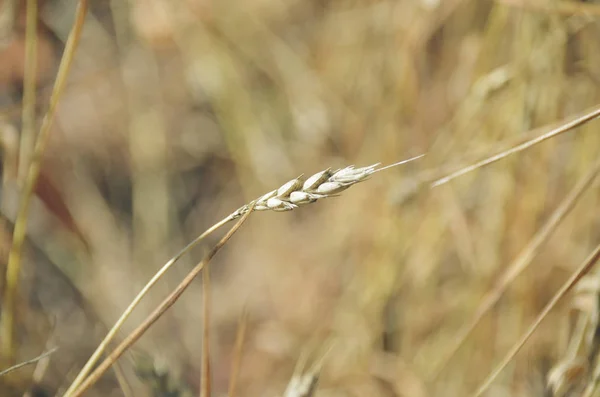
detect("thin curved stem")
(62, 213), (236, 397)
(0, 347), (58, 377)
(69, 204), (254, 397)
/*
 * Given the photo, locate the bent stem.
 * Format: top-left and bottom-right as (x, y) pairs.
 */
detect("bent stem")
(69, 203), (255, 397)
(0, 347), (58, 377)
(62, 213), (235, 397)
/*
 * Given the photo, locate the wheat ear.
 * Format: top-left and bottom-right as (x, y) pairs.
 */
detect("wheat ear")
(232, 154), (425, 217)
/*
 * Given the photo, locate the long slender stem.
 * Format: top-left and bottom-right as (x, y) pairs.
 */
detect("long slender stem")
(0, 0), (88, 364)
(0, 347), (58, 376)
(227, 308), (248, 397)
(430, 105), (600, 187)
(429, 156), (600, 379)
(200, 264), (211, 397)
(62, 213), (235, 397)
(473, 242), (600, 397)
(19, 0), (38, 182)
(69, 204), (254, 397)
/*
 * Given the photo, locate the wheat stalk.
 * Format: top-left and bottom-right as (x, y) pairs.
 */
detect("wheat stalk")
(64, 154), (424, 396)
(68, 205), (255, 397)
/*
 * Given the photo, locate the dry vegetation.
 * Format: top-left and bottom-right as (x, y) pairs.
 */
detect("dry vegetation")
(2, 0), (600, 396)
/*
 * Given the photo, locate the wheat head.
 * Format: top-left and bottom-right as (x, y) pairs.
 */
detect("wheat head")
(231, 154), (424, 218)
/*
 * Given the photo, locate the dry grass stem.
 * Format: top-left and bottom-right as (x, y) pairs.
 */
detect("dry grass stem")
(0, 0), (88, 364)
(430, 105), (600, 187)
(69, 203), (254, 397)
(431, 156), (600, 379)
(0, 347), (58, 377)
(474, 243), (600, 397)
(227, 309), (248, 397)
(200, 264), (211, 397)
(18, 0), (38, 182)
(62, 214), (234, 396)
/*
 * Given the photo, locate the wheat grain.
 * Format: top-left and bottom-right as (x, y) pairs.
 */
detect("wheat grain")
(232, 154), (424, 218)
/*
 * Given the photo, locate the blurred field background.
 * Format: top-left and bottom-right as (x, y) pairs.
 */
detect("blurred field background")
(2, 0), (600, 396)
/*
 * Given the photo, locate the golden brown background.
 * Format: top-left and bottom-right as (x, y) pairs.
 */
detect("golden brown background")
(1, 0), (600, 396)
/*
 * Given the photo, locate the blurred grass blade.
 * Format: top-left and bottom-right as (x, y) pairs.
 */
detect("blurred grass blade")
(497, 0), (600, 16)
(431, 105), (600, 187)
(62, 213), (235, 397)
(0, 0), (88, 364)
(0, 347), (58, 377)
(431, 155), (600, 379)
(0, 0), (17, 44)
(228, 308), (248, 397)
(474, 242), (600, 397)
(18, 0), (37, 182)
(68, 202), (255, 397)
(200, 264), (211, 397)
